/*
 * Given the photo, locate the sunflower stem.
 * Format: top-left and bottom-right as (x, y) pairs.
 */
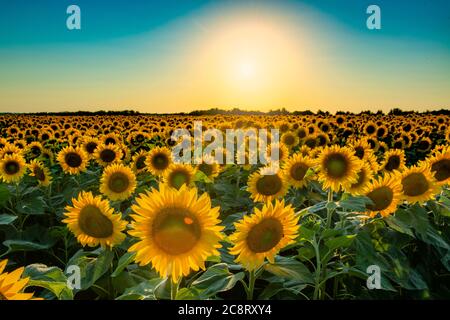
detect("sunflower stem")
(171, 277), (180, 300)
(326, 189), (334, 229)
(247, 270), (256, 300)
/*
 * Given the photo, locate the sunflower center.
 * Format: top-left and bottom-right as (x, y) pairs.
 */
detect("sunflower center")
(78, 205), (114, 238)
(108, 172), (130, 193)
(325, 153), (348, 178)
(65, 152), (82, 168)
(152, 208), (201, 255)
(366, 186), (394, 211)
(100, 149), (116, 162)
(354, 147), (364, 159)
(4, 161), (19, 175)
(283, 135), (295, 145)
(169, 171), (189, 189)
(33, 166), (46, 181)
(431, 159), (450, 182)
(385, 155), (400, 171)
(105, 137), (116, 145)
(290, 163), (308, 181)
(198, 163), (213, 177)
(256, 174), (282, 196)
(152, 153), (169, 170)
(246, 218), (283, 253)
(31, 146), (41, 156)
(402, 173), (429, 197)
(86, 142), (97, 154)
(136, 156), (146, 170)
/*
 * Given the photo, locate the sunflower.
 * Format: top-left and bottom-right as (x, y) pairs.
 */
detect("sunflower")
(0, 154), (27, 183)
(380, 149), (406, 173)
(282, 153), (314, 188)
(426, 147), (450, 185)
(25, 141), (44, 159)
(400, 165), (439, 204)
(281, 132), (299, 150)
(247, 166), (289, 203)
(0, 260), (41, 300)
(163, 163), (196, 189)
(346, 162), (374, 195)
(57, 146), (88, 175)
(100, 163), (137, 201)
(362, 174), (402, 218)
(264, 142), (289, 166)
(315, 145), (362, 192)
(28, 159), (52, 187)
(128, 184), (224, 282)
(94, 143), (123, 167)
(145, 146), (173, 176)
(62, 191), (127, 248)
(82, 137), (100, 159)
(229, 200), (299, 271)
(131, 149), (148, 174)
(0, 143), (23, 159)
(196, 155), (221, 180)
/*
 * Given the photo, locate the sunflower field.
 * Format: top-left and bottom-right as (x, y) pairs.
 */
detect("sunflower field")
(0, 113), (450, 300)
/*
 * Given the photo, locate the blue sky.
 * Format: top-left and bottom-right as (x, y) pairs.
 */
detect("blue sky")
(0, 0), (449, 112)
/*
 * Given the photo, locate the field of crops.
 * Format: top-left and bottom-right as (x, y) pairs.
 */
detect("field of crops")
(0, 113), (449, 300)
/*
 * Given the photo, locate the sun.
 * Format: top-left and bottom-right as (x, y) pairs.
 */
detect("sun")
(237, 60), (257, 79)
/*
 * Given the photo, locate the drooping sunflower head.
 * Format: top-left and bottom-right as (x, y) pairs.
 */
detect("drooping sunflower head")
(0, 259), (41, 300)
(380, 149), (406, 173)
(28, 159), (52, 187)
(163, 163), (196, 189)
(131, 149), (148, 174)
(196, 155), (221, 180)
(128, 184), (224, 282)
(315, 145), (362, 192)
(247, 166), (288, 203)
(57, 146), (88, 175)
(400, 165), (439, 204)
(426, 146), (450, 185)
(145, 146), (173, 176)
(0, 154), (27, 184)
(94, 143), (123, 167)
(62, 191), (127, 248)
(282, 153), (315, 188)
(345, 162), (374, 195)
(229, 200), (299, 271)
(100, 163), (137, 201)
(362, 173), (402, 218)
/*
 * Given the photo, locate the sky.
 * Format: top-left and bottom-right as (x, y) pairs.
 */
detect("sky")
(0, 0), (449, 113)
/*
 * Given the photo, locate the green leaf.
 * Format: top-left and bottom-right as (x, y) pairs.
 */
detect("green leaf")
(325, 235), (356, 251)
(0, 214), (17, 225)
(395, 206), (429, 236)
(111, 252), (136, 277)
(384, 216), (414, 237)
(116, 278), (166, 300)
(194, 170), (213, 183)
(191, 263), (244, 298)
(24, 264), (73, 300)
(0, 184), (11, 207)
(176, 287), (203, 300)
(65, 249), (114, 292)
(2, 240), (53, 254)
(264, 256), (314, 284)
(338, 194), (373, 212)
(16, 196), (47, 215)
